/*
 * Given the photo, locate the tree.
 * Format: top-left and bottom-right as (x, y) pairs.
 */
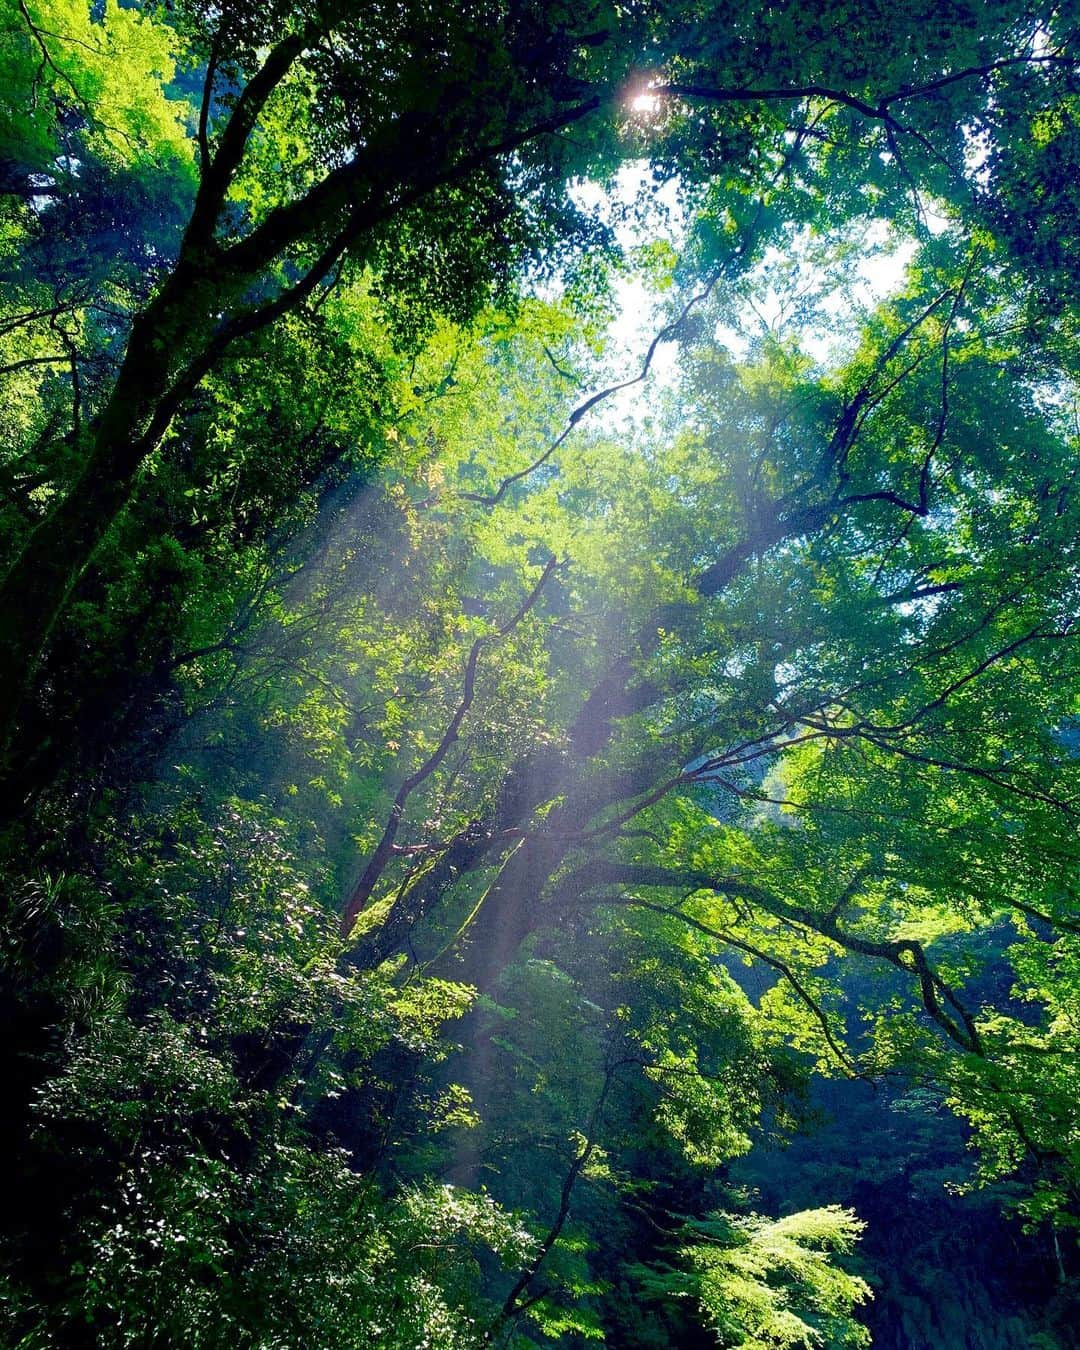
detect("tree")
(3, 2), (1080, 1345)
(2, 0), (1077, 761)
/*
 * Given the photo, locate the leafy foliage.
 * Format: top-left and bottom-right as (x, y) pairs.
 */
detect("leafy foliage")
(636, 1207), (871, 1350)
(2, 1), (1080, 1346)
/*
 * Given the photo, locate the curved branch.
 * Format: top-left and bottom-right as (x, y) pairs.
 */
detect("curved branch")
(460, 269), (726, 509)
(561, 859), (981, 1052)
(601, 894), (863, 1078)
(341, 558), (558, 938)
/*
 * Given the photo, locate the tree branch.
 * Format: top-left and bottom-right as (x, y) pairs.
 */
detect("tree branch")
(487, 1059), (623, 1342)
(461, 268), (726, 508)
(341, 558), (558, 938)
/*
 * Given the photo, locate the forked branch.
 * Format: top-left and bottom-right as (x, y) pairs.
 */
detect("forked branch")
(340, 558), (558, 937)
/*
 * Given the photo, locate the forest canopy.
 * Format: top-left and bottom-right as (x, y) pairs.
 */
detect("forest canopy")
(2, 1), (1080, 1345)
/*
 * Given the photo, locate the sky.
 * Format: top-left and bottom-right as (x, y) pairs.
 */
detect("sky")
(571, 165), (948, 426)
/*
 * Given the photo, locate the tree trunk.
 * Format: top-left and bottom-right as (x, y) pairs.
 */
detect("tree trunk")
(0, 264), (215, 775)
